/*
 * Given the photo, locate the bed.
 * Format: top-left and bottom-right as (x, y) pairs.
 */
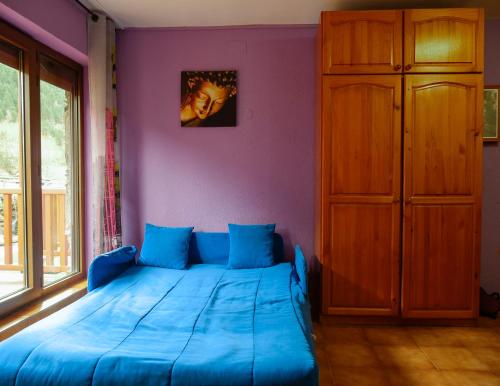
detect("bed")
(0, 232), (318, 386)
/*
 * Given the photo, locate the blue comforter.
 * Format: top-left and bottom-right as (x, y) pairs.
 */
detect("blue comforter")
(0, 263), (317, 386)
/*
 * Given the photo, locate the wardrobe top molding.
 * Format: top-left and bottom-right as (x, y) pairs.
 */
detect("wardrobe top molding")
(319, 8), (484, 75)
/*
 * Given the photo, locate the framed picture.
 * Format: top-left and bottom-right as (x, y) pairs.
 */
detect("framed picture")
(180, 71), (237, 127)
(483, 86), (500, 142)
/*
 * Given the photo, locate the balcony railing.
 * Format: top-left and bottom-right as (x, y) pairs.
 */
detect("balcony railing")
(0, 188), (68, 273)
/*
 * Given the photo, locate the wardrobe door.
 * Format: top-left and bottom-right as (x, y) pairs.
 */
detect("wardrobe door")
(321, 10), (403, 74)
(321, 75), (401, 316)
(404, 8), (484, 73)
(402, 74), (483, 319)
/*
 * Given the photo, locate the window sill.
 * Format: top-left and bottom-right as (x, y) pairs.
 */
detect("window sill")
(0, 279), (87, 342)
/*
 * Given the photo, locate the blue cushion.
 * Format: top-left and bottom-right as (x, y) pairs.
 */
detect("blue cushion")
(294, 245), (308, 296)
(88, 245), (137, 291)
(138, 224), (194, 269)
(227, 223), (276, 269)
(188, 232), (285, 265)
(189, 232), (230, 265)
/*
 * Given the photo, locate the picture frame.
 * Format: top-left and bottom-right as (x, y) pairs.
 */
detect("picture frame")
(483, 86), (500, 142)
(180, 71), (237, 127)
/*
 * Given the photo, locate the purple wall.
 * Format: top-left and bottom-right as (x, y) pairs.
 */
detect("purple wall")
(0, 0), (87, 64)
(117, 21), (500, 289)
(117, 26), (316, 258)
(482, 20), (500, 293)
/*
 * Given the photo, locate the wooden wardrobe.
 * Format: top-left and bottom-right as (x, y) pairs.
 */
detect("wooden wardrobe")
(315, 8), (484, 322)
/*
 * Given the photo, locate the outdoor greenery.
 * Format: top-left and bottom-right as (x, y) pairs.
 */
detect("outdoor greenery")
(0, 64), (19, 176)
(0, 62), (18, 122)
(40, 80), (69, 184)
(0, 62), (68, 184)
(0, 62), (69, 238)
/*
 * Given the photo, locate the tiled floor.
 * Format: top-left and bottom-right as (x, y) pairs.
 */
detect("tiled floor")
(315, 317), (500, 385)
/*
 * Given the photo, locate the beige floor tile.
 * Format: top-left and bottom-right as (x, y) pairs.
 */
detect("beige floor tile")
(331, 367), (389, 386)
(407, 327), (464, 347)
(319, 366), (334, 386)
(373, 345), (435, 370)
(316, 320), (500, 386)
(314, 323), (325, 341)
(317, 343), (335, 386)
(364, 327), (417, 346)
(420, 346), (490, 371)
(468, 347), (500, 371)
(326, 343), (381, 368)
(454, 328), (500, 348)
(316, 345), (329, 364)
(440, 370), (500, 386)
(322, 326), (367, 345)
(317, 344), (333, 368)
(386, 369), (450, 386)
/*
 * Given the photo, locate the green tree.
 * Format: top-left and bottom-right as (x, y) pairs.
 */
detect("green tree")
(0, 63), (68, 180)
(0, 64), (19, 123)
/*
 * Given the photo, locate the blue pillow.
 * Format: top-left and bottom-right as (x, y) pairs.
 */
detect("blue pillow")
(294, 245), (308, 296)
(227, 223), (276, 269)
(138, 224), (194, 269)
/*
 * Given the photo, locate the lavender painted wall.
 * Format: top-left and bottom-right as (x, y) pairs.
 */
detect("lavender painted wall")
(117, 26), (316, 258)
(482, 20), (500, 293)
(117, 21), (500, 287)
(0, 0), (87, 64)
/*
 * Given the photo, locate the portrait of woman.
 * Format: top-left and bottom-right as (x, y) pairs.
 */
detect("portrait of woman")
(180, 71), (237, 127)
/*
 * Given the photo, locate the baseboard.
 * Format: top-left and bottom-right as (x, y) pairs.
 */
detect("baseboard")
(320, 314), (478, 327)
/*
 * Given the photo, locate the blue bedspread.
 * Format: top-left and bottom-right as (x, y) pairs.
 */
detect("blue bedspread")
(0, 263), (317, 386)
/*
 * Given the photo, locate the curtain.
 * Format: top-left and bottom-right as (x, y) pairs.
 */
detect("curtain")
(88, 15), (122, 256)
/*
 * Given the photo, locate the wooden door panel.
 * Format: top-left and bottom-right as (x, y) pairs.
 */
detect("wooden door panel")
(321, 75), (401, 316)
(324, 75), (401, 195)
(327, 203), (399, 315)
(322, 10), (403, 74)
(403, 73), (482, 320)
(405, 75), (482, 197)
(404, 8), (484, 73)
(402, 205), (477, 318)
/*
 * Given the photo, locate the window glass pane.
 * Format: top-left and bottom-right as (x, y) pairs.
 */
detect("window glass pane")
(40, 56), (79, 286)
(0, 41), (27, 299)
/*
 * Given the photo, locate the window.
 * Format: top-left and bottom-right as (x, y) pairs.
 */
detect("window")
(0, 39), (27, 299)
(0, 21), (83, 315)
(40, 55), (81, 286)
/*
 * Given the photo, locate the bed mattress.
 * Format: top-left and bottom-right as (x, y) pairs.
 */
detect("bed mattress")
(0, 263), (317, 386)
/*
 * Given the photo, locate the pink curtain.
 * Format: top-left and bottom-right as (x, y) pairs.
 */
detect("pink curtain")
(88, 15), (122, 256)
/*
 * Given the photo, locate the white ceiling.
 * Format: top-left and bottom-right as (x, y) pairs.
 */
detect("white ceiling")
(83, 0), (500, 28)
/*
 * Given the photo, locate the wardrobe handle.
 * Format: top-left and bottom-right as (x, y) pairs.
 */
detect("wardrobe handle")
(394, 64), (402, 71)
(405, 64), (412, 71)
